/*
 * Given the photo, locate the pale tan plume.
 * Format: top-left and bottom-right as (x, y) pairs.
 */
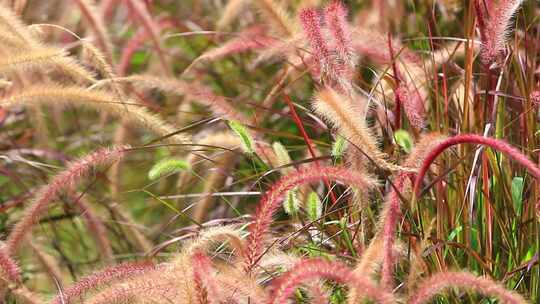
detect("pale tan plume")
(253, 0), (298, 37)
(179, 226), (246, 259)
(0, 85), (190, 144)
(93, 74), (253, 125)
(216, 0), (249, 30)
(0, 3), (96, 83)
(0, 2), (36, 44)
(313, 87), (406, 172)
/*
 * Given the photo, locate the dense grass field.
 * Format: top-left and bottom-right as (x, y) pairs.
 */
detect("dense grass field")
(0, 0), (539, 303)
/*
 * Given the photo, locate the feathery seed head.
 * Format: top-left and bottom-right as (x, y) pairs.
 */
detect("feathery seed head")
(306, 191), (322, 221)
(254, 0), (298, 37)
(245, 165), (375, 269)
(191, 251), (222, 303)
(331, 134), (348, 159)
(325, 1), (355, 66)
(269, 258), (395, 304)
(378, 133), (447, 289)
(51, 260), (155, 304)
(0, 85), (190, 144)
(0, 245), (22, 284)
(272, 141), (292, 168)
(300, 8), (331, 73)
(314, 87), (407, 171)
(395, 83), (426, 130)
(477, 0), (524, 67)
(409, 271), (528, 304)
(228, 120), (254, 154)
(283, 189), (300, 216)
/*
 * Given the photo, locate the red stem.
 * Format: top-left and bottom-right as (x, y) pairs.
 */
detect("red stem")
(283, 94), (337, 205)
(387, 32), (401, 130)
(413, 134), (540, 197)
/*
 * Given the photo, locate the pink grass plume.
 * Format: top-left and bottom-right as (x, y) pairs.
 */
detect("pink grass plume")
(191, 251), (222, 304)
(396, 83), (426, 130)
(378, 133), (448, 289)
(269, 258), (395, 304)
(409, 271), (527, 304)
(413, 134), (540, 198)
(300, 8), (331, 75)
(379, 173), (410, 289)
(476, 0), (524, 67)
(0, 244), (22, 284)
(245, 165), (375, 270)
(51, 260), (154, 304)
(325, 1), (354, 66)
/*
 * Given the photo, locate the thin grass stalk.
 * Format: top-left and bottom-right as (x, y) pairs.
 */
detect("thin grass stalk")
(124, 0), (170, 74)
(192, 153), (237, 223)
(6, 146), (128, 255)
(73, 0), (113, 62)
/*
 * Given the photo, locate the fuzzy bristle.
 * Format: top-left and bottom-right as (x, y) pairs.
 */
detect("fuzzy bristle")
(409, 271), (527, 304)
(255, 0), (297, 36)
(476, 0), (524, 66)
(325, 1), (355, 66)
(313, 87), (405, 171)
(0, 244), (22, 284)
(0, 85), (190, 144)
(51, 260), (155, 304)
